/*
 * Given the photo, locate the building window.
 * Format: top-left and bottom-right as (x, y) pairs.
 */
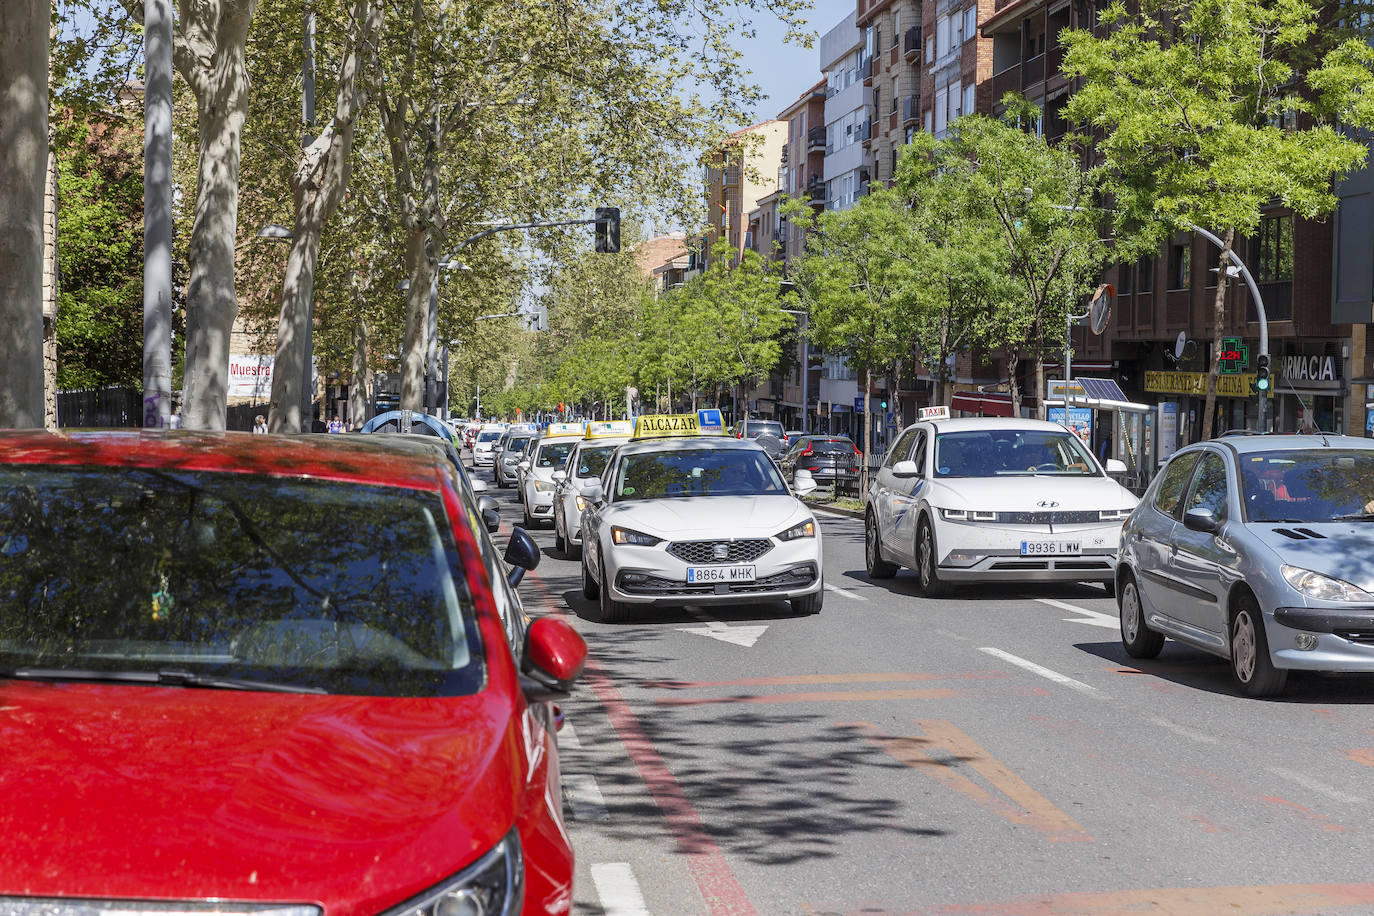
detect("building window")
(953, 11), (963, 46)
(936, 16), (950, 57)
(1118, 262), (1133, 294)
(891, 147), (899, 176)
(1251, 213), (1294, 320)
(964, 83), (976, 116)
(873, 88), (881, 120)
(925, 108), (933, 133)
(892, 78), (899, 112)
(964, 6), (978, 43)
(926, 35), (935, 62)
(934, 87), (948, 134)
(1138, 256), (1154, 293)
(951, 80), (962, 119)
(1169, 242), (1190, 290)
(892, 10), (900, 45)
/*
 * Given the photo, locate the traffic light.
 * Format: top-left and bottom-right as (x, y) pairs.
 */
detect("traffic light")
(594, 207), (621, 254)
(1254, 354), (1271, 393)
(880, 399), (888, 410)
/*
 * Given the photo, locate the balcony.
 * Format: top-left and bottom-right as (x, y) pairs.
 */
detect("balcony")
(807, 125), (826, 152)
(806, 179), (826, 205)
(1022, 52), (1045, 87)
(861, 53), (876, 85)
(722, 164), (741, 186)
(902, 95), (920, 126)
(904, 26), (922, 61)
(1047, 44), (1065, 80)
(990, 63), (1020, 101)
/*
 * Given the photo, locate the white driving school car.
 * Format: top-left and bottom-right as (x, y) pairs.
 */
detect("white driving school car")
(865, 409), (1138, 596)
(518, 421), (584, 528)
(553, 420), (634, 559)
(579, 414), (823, 622)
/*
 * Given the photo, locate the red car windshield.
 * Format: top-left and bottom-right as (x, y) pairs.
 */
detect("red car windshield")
(0, 467), (484, 697)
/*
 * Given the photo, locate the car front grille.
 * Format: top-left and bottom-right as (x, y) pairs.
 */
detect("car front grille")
(996, 510), (1102, 525)
(667, 538), (773, 564)
(617, 563), (816, 596)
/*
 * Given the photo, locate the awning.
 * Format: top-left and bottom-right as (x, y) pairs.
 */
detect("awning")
(951, 391), (1015, 417)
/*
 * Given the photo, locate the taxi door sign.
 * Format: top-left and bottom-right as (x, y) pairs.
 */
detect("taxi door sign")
(696, 408), (724, 434)
(632, 414), (701, 438)
(544, 421), (586, 438)
(585, 420), (635, 439)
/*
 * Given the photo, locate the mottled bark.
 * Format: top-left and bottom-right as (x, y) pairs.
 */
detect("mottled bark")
(0, 0), (48, 428)
(1201, 229), (1236, 440)
(349, 315), (369, 430)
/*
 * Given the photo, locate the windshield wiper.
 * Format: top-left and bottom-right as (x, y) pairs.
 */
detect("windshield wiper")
(1332, 513), (1374, 522)
(2, 667), (327, 694)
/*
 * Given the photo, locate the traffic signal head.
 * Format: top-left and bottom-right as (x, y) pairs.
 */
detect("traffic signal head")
(595, 207), (621, 254)
(1255, 354), (1270, 392)
(880, 399), (888, 409)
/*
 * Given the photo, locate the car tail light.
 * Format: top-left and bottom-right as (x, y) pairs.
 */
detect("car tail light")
(853, 444), (863, 456)
(800, 445), (814, 457)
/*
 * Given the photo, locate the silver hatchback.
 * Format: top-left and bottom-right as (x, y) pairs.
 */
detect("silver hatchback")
(1117, 434), (1374, 697)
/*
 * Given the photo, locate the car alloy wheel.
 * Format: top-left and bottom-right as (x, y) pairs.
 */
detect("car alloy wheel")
(1229, 596), (1287, 698)
(865, 511), (896, 579)
(1118, 577), (1163, 658)
(914, 518), (944, 597)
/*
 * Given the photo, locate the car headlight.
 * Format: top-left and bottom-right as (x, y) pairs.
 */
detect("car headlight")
(611, 526), (662, 546)
(940, 508), (996, 521)
(1100, 508), (1133, 521)
(381, 828), (523, 916)
(533, 480), (556, 493)
(1281, 565), (1373, 602)
(575, 495), (586, 511)
(777, 519), (816, 540)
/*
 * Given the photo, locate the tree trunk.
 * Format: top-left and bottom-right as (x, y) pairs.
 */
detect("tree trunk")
(400, 226), (435, 411)
(349, 315), (369, 430)
(0, 0), (48, 428)
(1200, 229), (1235, 441)
(1008, 351), (1022, 418)
(1034, 355), (1046, 421)
(178, 0), (257, 430)
(268, 0), (381, 433)
(860, 365), (872, 500)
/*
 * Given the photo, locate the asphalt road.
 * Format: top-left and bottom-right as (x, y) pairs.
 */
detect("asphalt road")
(477, 468), (1374, 916)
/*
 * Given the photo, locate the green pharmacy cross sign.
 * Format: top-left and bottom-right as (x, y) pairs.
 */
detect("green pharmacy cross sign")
(1217, 337), (1249, 375)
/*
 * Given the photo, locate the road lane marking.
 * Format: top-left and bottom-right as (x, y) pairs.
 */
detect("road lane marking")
(1269, 766), (1366, 805)
(559, 721), (582, 749)
(590, 863), (651, 916)
(852, 720), (1093, 844)
(978, 647), (1103, 697)
(935, 628), (971, 641)
(1344, 748), (1374, 767)
(675, 617), (768, 647)
(1146, 716), (1219, 744)
(824, 582), (868, 601)
(563, 773), (609, 822)
(583, 666), (759, 915)
(1036, 597), (1119, 630)
(642, 671), (1010, 689)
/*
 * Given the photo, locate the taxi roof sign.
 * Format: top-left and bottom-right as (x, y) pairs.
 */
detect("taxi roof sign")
(919, 406), (951, 420)
(585, 420), (634, 439)
(544, 421), (586, 438)
(631, 414), (703, 439)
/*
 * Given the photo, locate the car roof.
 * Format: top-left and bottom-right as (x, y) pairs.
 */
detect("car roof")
(0, 430), (448, 492)
(616, 436), (765, 458)
(921, 417), (1076, 434)
(1206, 433), (1374, 455)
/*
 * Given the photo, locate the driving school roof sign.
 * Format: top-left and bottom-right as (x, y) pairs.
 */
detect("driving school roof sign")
(632, 414), (701, 439)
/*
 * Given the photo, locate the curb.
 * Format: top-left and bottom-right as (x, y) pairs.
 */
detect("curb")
(808, 502), (865, 520)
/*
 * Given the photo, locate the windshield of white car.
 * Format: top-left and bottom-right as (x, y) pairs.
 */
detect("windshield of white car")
(616, 448), (787, 500)
(933, 430), (1099, 478)
(477, 431), (501, 444)
(505, 436), (531, 452)
(0, 467), (483, 698)
(1241, 450), (1374, 523)
(576, 444), (618, 478)
(537, 442), (575, 468)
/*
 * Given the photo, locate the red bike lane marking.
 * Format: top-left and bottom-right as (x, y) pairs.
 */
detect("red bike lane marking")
(524, 563), (759, 916)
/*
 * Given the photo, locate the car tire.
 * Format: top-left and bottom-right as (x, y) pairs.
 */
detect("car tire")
(865, 511), (898, 580)
(791, 586), (823, 615)
(581, 553), (600, 600)
(913, 517), (945, 597)
(1230, 593), (1287, 698)
(1118, 575), (1164, 659)
(598, 547), (632, 623)
(554, 521), (566, 556)
(1101, 578), (1117, 599)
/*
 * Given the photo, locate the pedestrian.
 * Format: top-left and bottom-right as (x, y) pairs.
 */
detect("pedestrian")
(327, 414), (344, 434)
(168, 405), (183, 429)
(252, 414), (268, 435)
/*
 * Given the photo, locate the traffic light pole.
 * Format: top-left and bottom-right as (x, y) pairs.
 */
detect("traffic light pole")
(1191, 226), (1269, 432)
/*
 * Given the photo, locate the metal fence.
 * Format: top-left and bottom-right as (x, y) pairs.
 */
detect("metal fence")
(56, 387), (143, 428)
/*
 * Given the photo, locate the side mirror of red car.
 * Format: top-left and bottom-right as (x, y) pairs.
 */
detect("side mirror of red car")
(521, 616), (587, 700)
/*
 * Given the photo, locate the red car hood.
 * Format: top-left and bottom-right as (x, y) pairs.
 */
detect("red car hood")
(0, 681), (517, 916)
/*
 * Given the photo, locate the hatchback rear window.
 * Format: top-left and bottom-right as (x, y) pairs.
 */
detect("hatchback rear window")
(744, 422), (785, 439)
(0, 467), (484, 697)
(477, 431), (501, 443)
(811, 439), (854, 454)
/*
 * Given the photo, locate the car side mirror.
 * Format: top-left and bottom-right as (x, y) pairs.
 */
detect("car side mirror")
(552, 470), (567, 482)
(1183, 507), (1220, 534)
(519, 460), (531, 471)
(521, 616), (587, 701)
(1105, 458), (1127, 475)
(579, 483), (604, 504)
(469, 477), (489, 493)
(891, 459), (920, 478)
(793, 468), (818, 496)
(504, 527), (540, 586)
(478, 494), (501, 533)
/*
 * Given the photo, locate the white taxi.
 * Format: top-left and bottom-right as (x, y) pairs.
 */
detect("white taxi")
(519, 422), (584, 528)
(553, 420), (634, 559)
(865, 409), (1137, 596)
(471, 423), (505, 467)
(579, 414), (823, 622)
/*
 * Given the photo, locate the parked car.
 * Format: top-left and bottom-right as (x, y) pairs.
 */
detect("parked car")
(780, 435), (861, 493)
(472, 423), (506, 467)
(0, 429), (586, 914)
(495, 432), (535, 488)
(734, 419), (789, 451)
(1117, 434), (1374, 697)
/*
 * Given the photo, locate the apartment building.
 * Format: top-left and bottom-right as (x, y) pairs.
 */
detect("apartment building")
(856, 0), (922, 183)
(821, 13), (869, 211)
(701, 120), (788, 265)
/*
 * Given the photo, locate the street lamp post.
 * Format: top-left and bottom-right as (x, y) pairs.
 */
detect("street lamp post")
(1191, 225), (1270, 433)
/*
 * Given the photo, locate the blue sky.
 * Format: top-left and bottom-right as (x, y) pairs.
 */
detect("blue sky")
(724, 0), (849, 126)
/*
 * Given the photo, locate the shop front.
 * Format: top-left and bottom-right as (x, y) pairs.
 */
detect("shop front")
(1142, 369), (1269, 444)
(1270, 349), (1347, 434)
